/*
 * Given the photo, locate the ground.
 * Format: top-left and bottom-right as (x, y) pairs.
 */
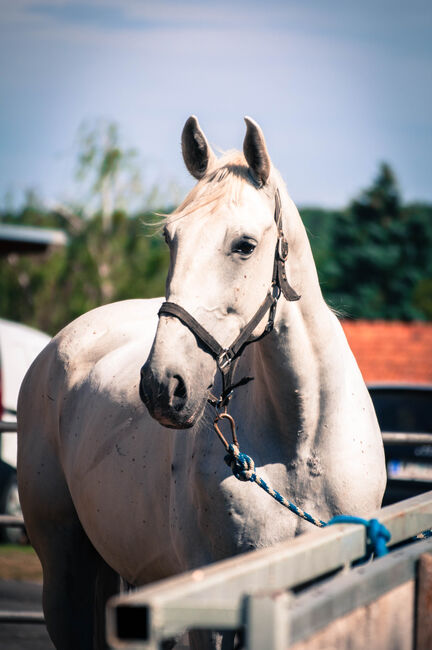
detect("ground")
(0, 545), (53, 649)
(0, 544), (43, 582)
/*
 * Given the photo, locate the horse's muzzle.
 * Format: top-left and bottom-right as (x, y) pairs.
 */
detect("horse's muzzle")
(139, 362), (197, 429)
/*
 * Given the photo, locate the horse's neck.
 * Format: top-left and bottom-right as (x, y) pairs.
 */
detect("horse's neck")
(242, 190), (352, 453)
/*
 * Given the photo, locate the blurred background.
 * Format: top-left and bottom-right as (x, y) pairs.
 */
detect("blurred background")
(0, 0), (431, 333)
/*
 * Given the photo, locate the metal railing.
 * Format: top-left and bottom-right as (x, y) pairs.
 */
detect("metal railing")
(0, 515), (25, 528)
(0, 421), (18, 433)
(0, 515), (45, 625)
(1, 476), (431, 644)
(107, 491), (432, 649)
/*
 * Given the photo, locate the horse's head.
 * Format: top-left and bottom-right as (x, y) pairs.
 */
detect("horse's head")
(140, 116), (285, 428)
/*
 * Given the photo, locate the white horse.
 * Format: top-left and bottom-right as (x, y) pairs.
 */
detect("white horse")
(18, 117), (386, 650)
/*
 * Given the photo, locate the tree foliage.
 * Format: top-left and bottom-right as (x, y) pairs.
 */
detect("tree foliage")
(75, 120), (142, 230)
(1, 129), (431, 337)
(0, 207), (168, 335)
(309, 164), (432, 319)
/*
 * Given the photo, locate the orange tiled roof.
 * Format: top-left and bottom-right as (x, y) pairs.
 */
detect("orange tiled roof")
(341, 320), (432, 384)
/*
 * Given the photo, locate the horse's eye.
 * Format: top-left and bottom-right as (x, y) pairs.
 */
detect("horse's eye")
(232, 240), (256, 257)
(162, 227), (170, 245)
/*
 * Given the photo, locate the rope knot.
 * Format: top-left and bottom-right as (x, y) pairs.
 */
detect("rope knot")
(224, 444), (256, 482)
(366, 518), (391, 557)
(327, 515), (391, 558)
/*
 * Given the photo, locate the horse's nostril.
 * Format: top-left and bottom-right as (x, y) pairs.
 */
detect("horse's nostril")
(173, 374), (187, 402)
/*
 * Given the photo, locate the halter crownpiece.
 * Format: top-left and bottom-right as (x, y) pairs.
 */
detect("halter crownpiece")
(158, 188), (300, 408)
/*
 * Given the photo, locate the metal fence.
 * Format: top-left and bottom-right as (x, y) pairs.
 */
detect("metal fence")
(1, 487), (431, 646)
(0, 515), (45, 626)
(107, 491), (432, 650)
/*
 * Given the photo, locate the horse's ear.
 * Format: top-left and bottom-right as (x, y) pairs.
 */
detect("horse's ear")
(243, 117), (271, 186)
(181, 116), (216, 180)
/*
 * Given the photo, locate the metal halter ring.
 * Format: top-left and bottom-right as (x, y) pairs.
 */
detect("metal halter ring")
(218, 349), (234, 371)
(213, 412), (239, 450)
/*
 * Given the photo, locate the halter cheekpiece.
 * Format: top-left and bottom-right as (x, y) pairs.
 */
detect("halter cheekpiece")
(158, 188), (300, 409)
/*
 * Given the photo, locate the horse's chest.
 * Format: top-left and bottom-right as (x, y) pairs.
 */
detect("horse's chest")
(170, 450), (306, 566)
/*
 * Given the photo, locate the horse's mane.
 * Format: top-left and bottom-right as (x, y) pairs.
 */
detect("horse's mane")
(165, 151), (255, 224)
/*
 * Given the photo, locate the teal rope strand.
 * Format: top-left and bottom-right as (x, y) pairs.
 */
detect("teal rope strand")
(224, 444), (327, 528)
(224, 443), (391, 556)
(224, 440), (432, 557)
(416, 530), (432, 540)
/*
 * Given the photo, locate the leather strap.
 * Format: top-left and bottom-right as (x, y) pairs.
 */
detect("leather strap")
(273, 189), (301, 302)
(159, 302), (224, 360)
(159, 290), (275, 372)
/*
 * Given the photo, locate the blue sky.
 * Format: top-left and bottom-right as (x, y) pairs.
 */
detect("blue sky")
(1, 0), (431, 209)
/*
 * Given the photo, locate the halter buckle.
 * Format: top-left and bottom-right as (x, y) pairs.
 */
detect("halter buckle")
(277, 236), (289, 262)
(218, 349), (234, 370)
(263, 285), (280, 334)
(271, 283), (281, 301)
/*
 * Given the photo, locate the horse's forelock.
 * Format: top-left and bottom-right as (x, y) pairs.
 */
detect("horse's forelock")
(166, 151), (264, 224)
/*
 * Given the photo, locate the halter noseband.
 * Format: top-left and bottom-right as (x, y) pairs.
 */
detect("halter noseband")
(158, 188), (300, 409)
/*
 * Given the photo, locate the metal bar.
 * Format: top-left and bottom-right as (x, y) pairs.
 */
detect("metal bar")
(107, 526), (364, 648)
(245, 590), (291, 650)
(0, 421), (17, 433)
(0, 515), (25, 528)
(382, 433), (432, 445)
(416, 552), (432, 650)
(380, 491), (432, 540)
(107, 491), (432, 648)
(0, 610), (45, 624)
(289, 536), (432, 645)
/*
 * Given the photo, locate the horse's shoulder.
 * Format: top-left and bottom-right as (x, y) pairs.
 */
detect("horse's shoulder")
(52, 298), (163, 382)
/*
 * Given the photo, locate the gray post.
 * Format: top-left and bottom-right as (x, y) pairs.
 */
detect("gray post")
(244, 590), (291, 650)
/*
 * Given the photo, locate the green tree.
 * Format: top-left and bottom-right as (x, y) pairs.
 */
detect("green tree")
(0, 120), (170, 335)
(2, 144), (431, 334)
(76, 120), (142, 231)
(300, 207), (339, 273)
(0, 205), (169, 335)
(322, 164), (432, 320)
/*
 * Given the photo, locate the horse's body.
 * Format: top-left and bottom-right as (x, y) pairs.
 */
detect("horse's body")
(18, 117), (386, 649)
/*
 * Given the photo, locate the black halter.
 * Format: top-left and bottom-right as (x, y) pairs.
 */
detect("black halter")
(158, 188), (300, 409)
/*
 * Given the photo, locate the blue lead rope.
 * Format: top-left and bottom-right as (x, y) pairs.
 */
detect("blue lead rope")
(326, 515), (391, 558)
(224, 443), (391, 557)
